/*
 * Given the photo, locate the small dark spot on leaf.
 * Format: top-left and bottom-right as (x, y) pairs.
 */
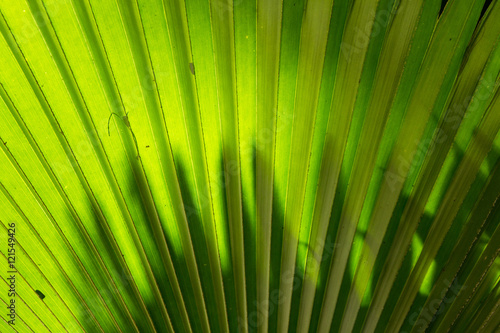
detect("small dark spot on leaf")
(146, 145), (150, 148)
(35, 290), (45, 300)
(189, 62), (195, 75)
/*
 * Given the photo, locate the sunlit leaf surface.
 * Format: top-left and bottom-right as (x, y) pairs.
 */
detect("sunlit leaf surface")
(0, 0), (499, 332)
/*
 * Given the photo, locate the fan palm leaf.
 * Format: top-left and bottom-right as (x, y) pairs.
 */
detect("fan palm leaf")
(0, 0), (499, 332)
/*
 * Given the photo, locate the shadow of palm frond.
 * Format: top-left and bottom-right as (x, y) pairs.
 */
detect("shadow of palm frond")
(242, 142), (257, 332)
(124, 167), (189, 333)
(172, 156), (227, 332)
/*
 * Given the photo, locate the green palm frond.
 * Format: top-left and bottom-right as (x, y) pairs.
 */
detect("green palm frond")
(1, 0), (499, 332)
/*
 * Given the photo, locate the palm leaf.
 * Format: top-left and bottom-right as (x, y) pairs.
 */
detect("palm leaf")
(1, 0), (499, 332)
